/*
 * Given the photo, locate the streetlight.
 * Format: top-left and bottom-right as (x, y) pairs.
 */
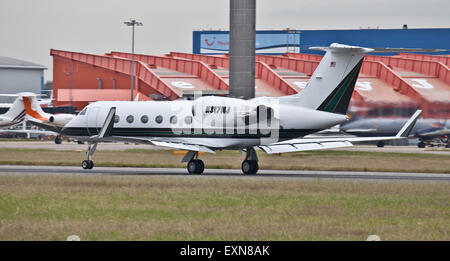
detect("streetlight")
(124, 19), (143, 101)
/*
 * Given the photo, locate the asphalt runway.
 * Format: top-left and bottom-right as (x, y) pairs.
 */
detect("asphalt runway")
(0, 165), (448, 182)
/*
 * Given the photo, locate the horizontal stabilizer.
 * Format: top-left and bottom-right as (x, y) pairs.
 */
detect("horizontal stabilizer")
(395, 110), (422, 138)
(259, 110), (422, 154)
(309, 43), (374, 53)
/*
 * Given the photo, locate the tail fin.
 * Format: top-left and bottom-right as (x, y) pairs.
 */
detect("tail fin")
(3, 97), (26, 124)
(284, 43), (373, 114)
(21, 94), (50, 122)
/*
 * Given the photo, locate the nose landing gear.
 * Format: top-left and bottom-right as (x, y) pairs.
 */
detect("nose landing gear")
(81, 142), (97, 170)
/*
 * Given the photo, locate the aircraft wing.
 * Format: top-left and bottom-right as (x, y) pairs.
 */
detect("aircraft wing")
(27, 120), (62, 133)
(259, 110), (422, 154)
(100, 136), (216, 153)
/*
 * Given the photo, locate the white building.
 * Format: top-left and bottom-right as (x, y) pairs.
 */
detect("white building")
(0, 56), (46, 103)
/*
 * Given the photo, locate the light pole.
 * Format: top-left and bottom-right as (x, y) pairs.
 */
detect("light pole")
(124, 19), (143, 101)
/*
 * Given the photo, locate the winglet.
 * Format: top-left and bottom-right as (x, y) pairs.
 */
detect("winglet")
(98, 107), (116, 138)
(395, 110), (422, 138)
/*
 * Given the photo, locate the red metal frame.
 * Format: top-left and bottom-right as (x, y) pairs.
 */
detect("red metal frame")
(51, 49), (180, 100)
(284, 53), (323, 62)
(398, 53), (450, 67)
(365, 55), (450, 84)
(110, 52), (229, 91)
(255, 62), (297, 95)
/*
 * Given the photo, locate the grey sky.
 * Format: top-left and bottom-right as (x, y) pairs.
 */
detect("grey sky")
(1, 0), (449, 81)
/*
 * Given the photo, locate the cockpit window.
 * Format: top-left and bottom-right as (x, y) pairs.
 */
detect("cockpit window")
(78, 108), (87, 115)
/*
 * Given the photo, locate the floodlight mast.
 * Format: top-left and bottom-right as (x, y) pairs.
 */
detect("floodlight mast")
(123, 19), (143, 101)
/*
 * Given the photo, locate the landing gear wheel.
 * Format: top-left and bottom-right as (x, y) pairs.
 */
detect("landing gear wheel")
(376, 141), (385, 148)
(418, 141), (426, 148)
(187, 159), (204, 174)
(82, 160), (94, 170)
(55, 136), (62, 144)
(242, 160), (258, 175)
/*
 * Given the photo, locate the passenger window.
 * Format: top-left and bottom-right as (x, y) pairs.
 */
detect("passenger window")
(126, 115), (134, 123)
(155, 115), (163, 124)
(170, 115), (177, 124)
(184, 116), (192, 124)
(114, 115), (120, 123)
(141, 115), (149, 123)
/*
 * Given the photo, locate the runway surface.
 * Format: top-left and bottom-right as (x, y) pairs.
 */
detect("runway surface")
(0, 165), (448, 182)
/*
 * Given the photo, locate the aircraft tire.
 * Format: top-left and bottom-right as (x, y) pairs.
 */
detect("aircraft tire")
(82, 160), (90, 169)
(82, 160), (94, 170)
(376, 141), (385, 148)
(242, 160), (258, 175)
(55, 136), (62, 144)
(418, 141), (426, 148)
(187, 160), (203, 174)
(88, 160), (94, 169)
(195, 160), (204, 174)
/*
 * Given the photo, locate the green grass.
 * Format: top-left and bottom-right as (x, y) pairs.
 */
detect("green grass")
(0, 148), (449, 173)
(0, 175), (448, 241)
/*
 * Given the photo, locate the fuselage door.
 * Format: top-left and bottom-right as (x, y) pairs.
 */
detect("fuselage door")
(86, 106), (100, 136)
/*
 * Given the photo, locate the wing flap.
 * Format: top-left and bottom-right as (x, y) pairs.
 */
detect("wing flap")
(260, 141), (353, 154)
(101, 136), (215, 153)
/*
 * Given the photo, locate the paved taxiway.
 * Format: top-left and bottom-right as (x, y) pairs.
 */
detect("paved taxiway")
(0, 165), (448, 182)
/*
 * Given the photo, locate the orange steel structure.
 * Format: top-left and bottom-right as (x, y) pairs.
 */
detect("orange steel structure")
(51, 49), (450, 118)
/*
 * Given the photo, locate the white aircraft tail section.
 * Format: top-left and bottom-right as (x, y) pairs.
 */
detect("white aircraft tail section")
(21, 93), (50, 122)
(3, 97), (25, 124)
(282, 43), (373, 114)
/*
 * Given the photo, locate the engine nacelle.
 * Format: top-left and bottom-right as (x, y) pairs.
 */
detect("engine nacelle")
(48, 114), (75, 127)
(191, 96), (278, 128)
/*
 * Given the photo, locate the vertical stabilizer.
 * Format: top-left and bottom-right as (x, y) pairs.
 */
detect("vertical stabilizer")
(21, 94), (50, 122)
(3, 97), (25, 124)
(282, 43), (373, 114)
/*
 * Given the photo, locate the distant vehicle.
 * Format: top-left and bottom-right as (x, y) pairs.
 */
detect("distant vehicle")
(61, 43), (421, 173)
(341, 117), (449, 148)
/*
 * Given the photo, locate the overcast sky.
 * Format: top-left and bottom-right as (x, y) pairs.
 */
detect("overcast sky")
(1, 0), (449, 81)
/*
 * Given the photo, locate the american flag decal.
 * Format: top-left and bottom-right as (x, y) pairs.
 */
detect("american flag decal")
(330, 61), (336, 67)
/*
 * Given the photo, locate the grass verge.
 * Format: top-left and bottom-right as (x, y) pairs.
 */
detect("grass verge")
(0, 175), (448, 240)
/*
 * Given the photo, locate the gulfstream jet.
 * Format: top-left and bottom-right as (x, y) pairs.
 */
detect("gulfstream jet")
(61, 43), (422, 174)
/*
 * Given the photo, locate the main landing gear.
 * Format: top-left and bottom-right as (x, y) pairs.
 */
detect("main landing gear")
(241, 147), (259, 175)
(182, 148), (259, 175)
(183, 151), (204, 174)
(55, 135), (62, 144)
(81, 142), (97, 170)
(187, 159), (205, 174)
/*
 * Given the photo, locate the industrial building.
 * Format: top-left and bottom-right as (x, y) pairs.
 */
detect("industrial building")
(194, 28), (450, 55)
(50, 27), (450, 119)
(0, 56), (46, 103)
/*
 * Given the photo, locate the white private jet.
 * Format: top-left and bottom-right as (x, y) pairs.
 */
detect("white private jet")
(61, 43), (422, 173)
(0, 95), (26, 127)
